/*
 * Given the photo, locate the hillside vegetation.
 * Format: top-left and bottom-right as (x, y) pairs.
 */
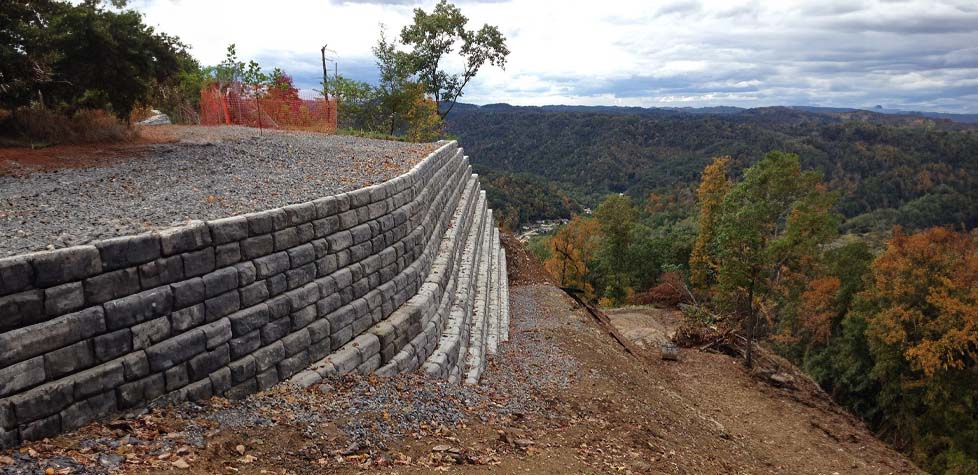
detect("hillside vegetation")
(446, 105), (978, 473)
(447, 105), (978, 232)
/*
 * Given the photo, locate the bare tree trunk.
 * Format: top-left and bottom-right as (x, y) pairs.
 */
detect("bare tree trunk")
(744, 284), (756, 367)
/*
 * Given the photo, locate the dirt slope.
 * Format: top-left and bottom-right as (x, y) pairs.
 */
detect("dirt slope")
(0, 235), (920, 474)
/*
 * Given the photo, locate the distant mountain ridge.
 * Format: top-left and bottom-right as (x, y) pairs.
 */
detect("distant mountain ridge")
(446, 102), (978, 124)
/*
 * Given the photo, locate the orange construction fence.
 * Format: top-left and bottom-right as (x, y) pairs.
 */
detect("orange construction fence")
(200, 82), (337, 132)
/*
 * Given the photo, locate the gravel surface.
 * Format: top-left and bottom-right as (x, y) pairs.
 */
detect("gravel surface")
(0, 127), (435, 256)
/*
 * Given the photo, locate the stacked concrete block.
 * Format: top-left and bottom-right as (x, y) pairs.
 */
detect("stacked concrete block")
(0, 139), (511, 448)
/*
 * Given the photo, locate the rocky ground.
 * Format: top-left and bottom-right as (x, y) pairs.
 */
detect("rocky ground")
(0, 233), (922, 474)
(0, 126), (435, 256)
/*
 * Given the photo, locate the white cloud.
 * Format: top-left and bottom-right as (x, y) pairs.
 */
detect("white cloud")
(132, 0), (978, 113)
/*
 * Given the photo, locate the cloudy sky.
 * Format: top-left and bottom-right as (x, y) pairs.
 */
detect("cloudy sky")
(131, 0), (978, 113)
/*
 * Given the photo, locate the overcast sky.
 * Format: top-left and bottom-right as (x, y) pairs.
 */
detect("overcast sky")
(131, 0), (978, 113)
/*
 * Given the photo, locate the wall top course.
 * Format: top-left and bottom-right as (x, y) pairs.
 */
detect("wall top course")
(0, 140), (458, 297)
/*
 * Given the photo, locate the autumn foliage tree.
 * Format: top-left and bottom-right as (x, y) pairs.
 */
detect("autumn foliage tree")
(544, 215), (601, 296)
(689, 156), (731, 289)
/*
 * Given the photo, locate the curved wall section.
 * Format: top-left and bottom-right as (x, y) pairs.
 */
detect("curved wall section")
(0, 141), (507, 448)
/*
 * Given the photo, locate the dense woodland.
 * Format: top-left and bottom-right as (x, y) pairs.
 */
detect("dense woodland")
(451, 105), (978, 473)
(446, 105), (978, 233)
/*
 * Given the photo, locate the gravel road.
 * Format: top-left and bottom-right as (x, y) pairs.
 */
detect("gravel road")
(0, 127), (435, 256)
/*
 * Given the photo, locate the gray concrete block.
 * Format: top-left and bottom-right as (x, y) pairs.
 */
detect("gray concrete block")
(286, 263), (316, 290)
(131, 316), (172, 350)
(0, 356), (45, 398)
(203, 267), (238, 298)
(277, 351), (309, 380)
(272, 227), (299, 251)
(164, 364), (188, 391)
(316, 293), (342, 318)
(201, 317), (232, 350)
(44, 340), (95, 379)
(290, 305), (316, 330)
(32, 246), (102, 287)
(239, 281), (269, 307)
(252, 341), (285, 372)
(297, 222), (315, 244)
(73, 362), (125, 399)
(61, 391), (116, 431)
(240, 234), (274, 260)
(350, 224), (372, 244)
(210, 367), (232, 395)
(254, 251), (289, 279)
(284, 202), (317, 227)
(84, 267), (140, 305)
(266, 294), (292, 319)
(93, 328), (132, 364)
(316, 255), (337, 277)
(229, 330), (261, 360)
(326, 230), (353, 252)
(246, 210), (276, 235)
(208, 216), (249, 244)
(235, 262), (257, 286)
(287, 283), (319, 310)
(313, 216), (339, 238)
(260, 316), (291, 345)
(20, 413), (60, 441)
(266, 273), (288, 296)
(228, 304), (269, 336)
(171, 277), (205, 309)
(187, 344), (229, 381)
(204, 291), (240, 322)
(138, 255), (185, 289)
(9, 378), (73, 422)
(146, 329), (206, 372)
(256, 368), (279, 390)
(326, 346), (360, 374)
(182, 247), (216, 278)
(313, 196), (338, 219)
(170, 303), (205, 332)
(0, 289), (44, 331)
(0, 306), (105, 367)
(308, 339), (331, 361)
(228, 355), (257, 383)
(158, 221), (211, 256)
(120, 351), (149, 381)
(330, 325), (353, 349)
(281, 329), (311, 356)
(0, 256), (33, 296)
(103, 286), (172, 331)
(1, 400), (14, 430)
(306, 319), (331, 343)
(288, 243), (315, 268)
(215, 242), (242, 268)
(117, 373), (164, 409)
(96, 234), (161, 271)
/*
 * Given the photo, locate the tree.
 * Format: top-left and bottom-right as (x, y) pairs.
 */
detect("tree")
(858, 227), (978, 473)
(373, 29), (419, 135)
(544, 216), (601, 296)
(689, 156), (731, 289)
(712, 151), (840, 366)
(400, 0), (508, 118)
(594, 194), (638, 305)
(1, 1), (192, 119)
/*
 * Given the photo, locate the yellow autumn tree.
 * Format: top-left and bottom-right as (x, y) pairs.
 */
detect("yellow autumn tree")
(689, 156), (731, 288)
(544, 215), (600, 296)
(864, 227), (978, 376)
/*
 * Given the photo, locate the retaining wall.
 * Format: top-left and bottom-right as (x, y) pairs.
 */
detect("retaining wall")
(0, 141), (508, 448)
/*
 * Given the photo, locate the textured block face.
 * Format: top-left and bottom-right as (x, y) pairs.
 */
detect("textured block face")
(0, 141), (515, 447)
(32, 246), (102, 287)
(96, 234), (161, 271)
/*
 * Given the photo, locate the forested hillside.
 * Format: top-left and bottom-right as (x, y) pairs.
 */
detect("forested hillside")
(447, 105), (978, 232)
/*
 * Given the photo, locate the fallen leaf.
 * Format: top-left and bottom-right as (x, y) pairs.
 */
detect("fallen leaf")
(171, 458), (190, 469)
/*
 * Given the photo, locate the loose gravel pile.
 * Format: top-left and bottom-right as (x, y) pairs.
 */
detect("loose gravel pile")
(0, 127), (435, 256)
